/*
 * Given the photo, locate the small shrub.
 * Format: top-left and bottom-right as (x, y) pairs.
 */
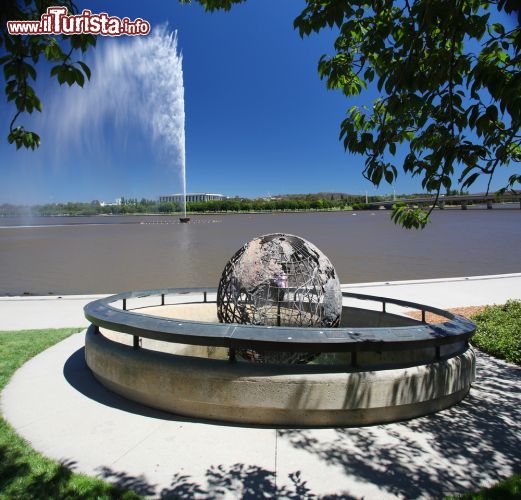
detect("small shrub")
(470, 300), (521, 365)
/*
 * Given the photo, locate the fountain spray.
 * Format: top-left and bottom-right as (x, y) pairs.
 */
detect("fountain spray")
(44, 26), (187, 214)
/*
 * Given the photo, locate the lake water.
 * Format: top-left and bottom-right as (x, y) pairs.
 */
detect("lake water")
(0, 210), (519, 295)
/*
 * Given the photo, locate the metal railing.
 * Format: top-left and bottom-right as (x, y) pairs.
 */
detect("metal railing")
(84, 288), (475, 358)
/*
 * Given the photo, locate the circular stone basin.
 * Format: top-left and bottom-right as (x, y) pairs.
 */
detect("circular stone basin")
(84, 288), (476, 426)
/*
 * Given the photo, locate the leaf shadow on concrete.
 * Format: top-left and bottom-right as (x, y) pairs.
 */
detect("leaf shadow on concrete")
(277, 351), (521, 498)
(97, 462), (346, 499)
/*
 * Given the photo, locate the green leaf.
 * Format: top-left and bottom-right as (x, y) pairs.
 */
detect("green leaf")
(77, 61), (91, 80)
(64, 68), (75, 86)
(462, 172), (480, 189)
(486, 105), (498, 121)
(57, 69), (66, 85)
(23, 133), (33, 148)
(25, 64), (37, 81)
(74, 68), (85, 87)
(391, 205), (430, 229)
(491, 23), (505, 35)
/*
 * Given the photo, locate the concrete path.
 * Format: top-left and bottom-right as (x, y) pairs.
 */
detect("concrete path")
(342, 272), (521, 308)
(1, 332), (520, 498)
(0, 294), (106, 330)
(1, 273), (520, 330)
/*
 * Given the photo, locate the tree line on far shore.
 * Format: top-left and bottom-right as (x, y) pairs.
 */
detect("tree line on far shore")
(0, 195), (376, 216)
(0, 190), (470, 217)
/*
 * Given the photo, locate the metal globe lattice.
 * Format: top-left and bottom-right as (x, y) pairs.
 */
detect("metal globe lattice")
(217, 233), (342, 364)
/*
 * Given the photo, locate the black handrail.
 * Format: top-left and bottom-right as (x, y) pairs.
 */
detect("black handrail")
(84, 287), (475, 353)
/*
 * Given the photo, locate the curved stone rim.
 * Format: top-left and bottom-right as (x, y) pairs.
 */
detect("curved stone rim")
(84, 325), (476, 426)
(84, 288), (475, 353)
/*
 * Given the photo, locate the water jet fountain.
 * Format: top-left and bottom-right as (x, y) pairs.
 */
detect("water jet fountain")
(46, 27), (190, 223)
(84, 234), (476, 426)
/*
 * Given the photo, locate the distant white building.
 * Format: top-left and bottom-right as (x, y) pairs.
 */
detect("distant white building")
(159, 193), (226, 203)
(99, 198), (122, 207)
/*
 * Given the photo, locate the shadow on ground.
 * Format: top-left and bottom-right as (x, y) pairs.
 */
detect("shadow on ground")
(277, 351), (521, 498)
(63, 347), (178, 421)
(96, 462), (338, 499)
(62, 347), (520, 498)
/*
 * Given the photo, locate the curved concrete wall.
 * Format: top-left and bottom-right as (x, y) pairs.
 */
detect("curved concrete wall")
(85, 327), (475, 426)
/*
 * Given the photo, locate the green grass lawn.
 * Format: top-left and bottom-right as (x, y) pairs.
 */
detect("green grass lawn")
(459, 474), (521, 499)
(470, 300), (521, 366)
(0, 328), (139, 499)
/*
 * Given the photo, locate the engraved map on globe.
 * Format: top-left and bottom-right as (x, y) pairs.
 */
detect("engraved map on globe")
(217, 233), (342, 363)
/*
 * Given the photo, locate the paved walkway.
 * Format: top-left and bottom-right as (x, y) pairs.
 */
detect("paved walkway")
(1, 273), (520, 330)
(341, 272), (521, 308)
(1, 273), (520, 498)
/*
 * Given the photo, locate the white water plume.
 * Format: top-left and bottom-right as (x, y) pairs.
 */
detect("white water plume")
(47, 26), (187, 215)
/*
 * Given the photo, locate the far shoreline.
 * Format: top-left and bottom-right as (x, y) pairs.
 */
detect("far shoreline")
(1, 202), (520, 220)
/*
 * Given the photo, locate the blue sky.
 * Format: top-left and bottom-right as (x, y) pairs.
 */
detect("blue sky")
(0, 0), (517, 204)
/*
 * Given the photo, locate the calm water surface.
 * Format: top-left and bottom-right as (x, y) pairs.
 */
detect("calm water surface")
(0, 210), (519, 295)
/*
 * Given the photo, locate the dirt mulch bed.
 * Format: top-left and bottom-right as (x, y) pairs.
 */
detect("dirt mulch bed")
(407, 305), (489, 323)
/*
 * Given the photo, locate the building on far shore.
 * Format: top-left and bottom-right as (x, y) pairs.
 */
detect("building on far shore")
(99, 198), (122, 207)
(159, 193), (226, 203)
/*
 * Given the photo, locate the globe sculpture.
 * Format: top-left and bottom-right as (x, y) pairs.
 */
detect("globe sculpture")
(217, 233), (342, 363)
